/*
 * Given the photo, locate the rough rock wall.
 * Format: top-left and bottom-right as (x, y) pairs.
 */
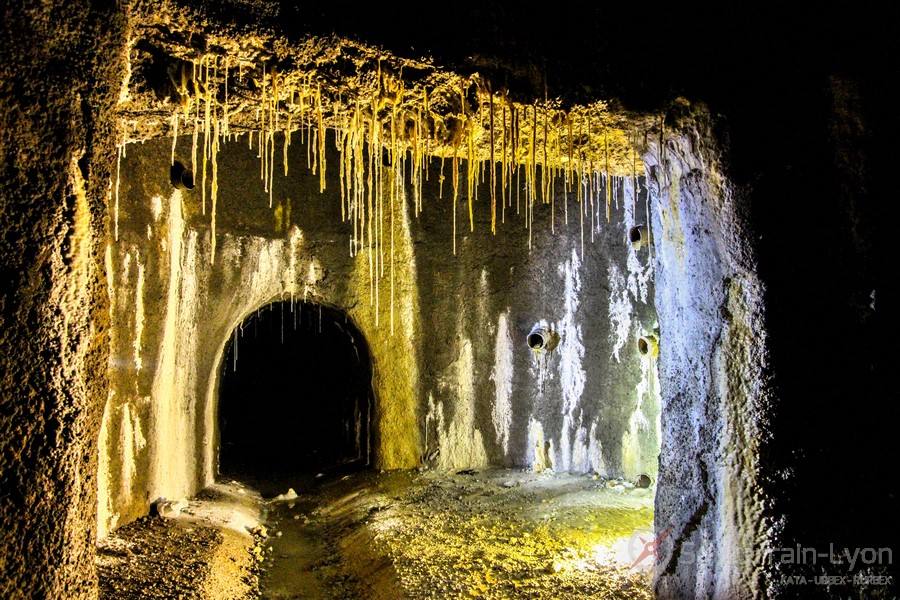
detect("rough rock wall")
(98, 130), (662, 536)
(646, 106), (771, 599)
(0, 1), (123, 598)
(413, 166), (660, 476)
(98, 133), (423, 534)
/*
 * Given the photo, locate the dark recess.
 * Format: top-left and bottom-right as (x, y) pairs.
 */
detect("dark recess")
(169, 160), (195, 190)
(217, 300), (374, 494)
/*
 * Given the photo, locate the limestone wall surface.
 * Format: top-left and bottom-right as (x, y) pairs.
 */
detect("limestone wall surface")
(98, 131), (661, 537)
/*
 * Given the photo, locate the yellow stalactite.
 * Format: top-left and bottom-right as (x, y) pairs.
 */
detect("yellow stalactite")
(489, 91), (496, 235)
(142, 45), (648, 276)
(317, 83), (326, 193)
(452, 151), (459, 256)
(604, 132), (611, 223)
(211, 117), (219, 264)
(501, 100), (507, 225)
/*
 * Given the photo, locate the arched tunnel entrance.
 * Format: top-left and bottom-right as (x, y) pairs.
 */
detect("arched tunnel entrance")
(217, 300), (374, 491)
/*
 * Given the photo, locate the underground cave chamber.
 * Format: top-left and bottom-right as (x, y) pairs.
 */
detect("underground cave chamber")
(95, 109), (669, 594)
(3, 0), (896, 597)
(83, 20), (782, 600)
(217, 300), (374, 489)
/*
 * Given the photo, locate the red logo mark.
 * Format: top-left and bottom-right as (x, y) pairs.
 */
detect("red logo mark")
(630, 527), (673, 568)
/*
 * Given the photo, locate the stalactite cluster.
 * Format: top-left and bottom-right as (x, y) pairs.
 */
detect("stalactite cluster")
(115, 34), (656, 330)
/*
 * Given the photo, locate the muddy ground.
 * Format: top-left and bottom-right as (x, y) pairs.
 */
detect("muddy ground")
(98, 469), (654, 599)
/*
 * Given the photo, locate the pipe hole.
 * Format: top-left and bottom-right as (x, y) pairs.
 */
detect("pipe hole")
(170, 161), (195, 190)
(629, 225), (650, 249)
(635, 474), (652, 488)
(629, 226), (643, 244)
(637, 334), (659, 357)
(527, 326), (559, 351)
(527, 332), (545, 350)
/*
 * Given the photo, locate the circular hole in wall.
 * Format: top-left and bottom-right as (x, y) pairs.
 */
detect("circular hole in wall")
(629, 225), (650, 249)
(527, 326), (559, 351)
(170, 161), (196, 190)
(527, 332), (546, 349)
(629, 226), (643, 244)
(636, 474), (652, 488)
(637, 335), (659, 357)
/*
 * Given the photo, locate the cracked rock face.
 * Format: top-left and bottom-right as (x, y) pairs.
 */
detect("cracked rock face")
(644, 111), (771, 598)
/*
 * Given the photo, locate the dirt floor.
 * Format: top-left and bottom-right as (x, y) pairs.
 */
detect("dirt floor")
(98, 469), (655, 599)
(97, 481), (265, 599)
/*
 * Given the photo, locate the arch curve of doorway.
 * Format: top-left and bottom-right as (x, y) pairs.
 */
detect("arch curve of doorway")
(214, 299), (374, 488)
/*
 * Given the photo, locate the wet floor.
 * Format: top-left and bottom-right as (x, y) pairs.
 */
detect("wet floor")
(258, 477), (341, 599)
(255, 469), (655, 599)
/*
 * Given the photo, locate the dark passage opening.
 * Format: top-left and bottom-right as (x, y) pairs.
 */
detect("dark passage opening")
(217, 300), (373, 490)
